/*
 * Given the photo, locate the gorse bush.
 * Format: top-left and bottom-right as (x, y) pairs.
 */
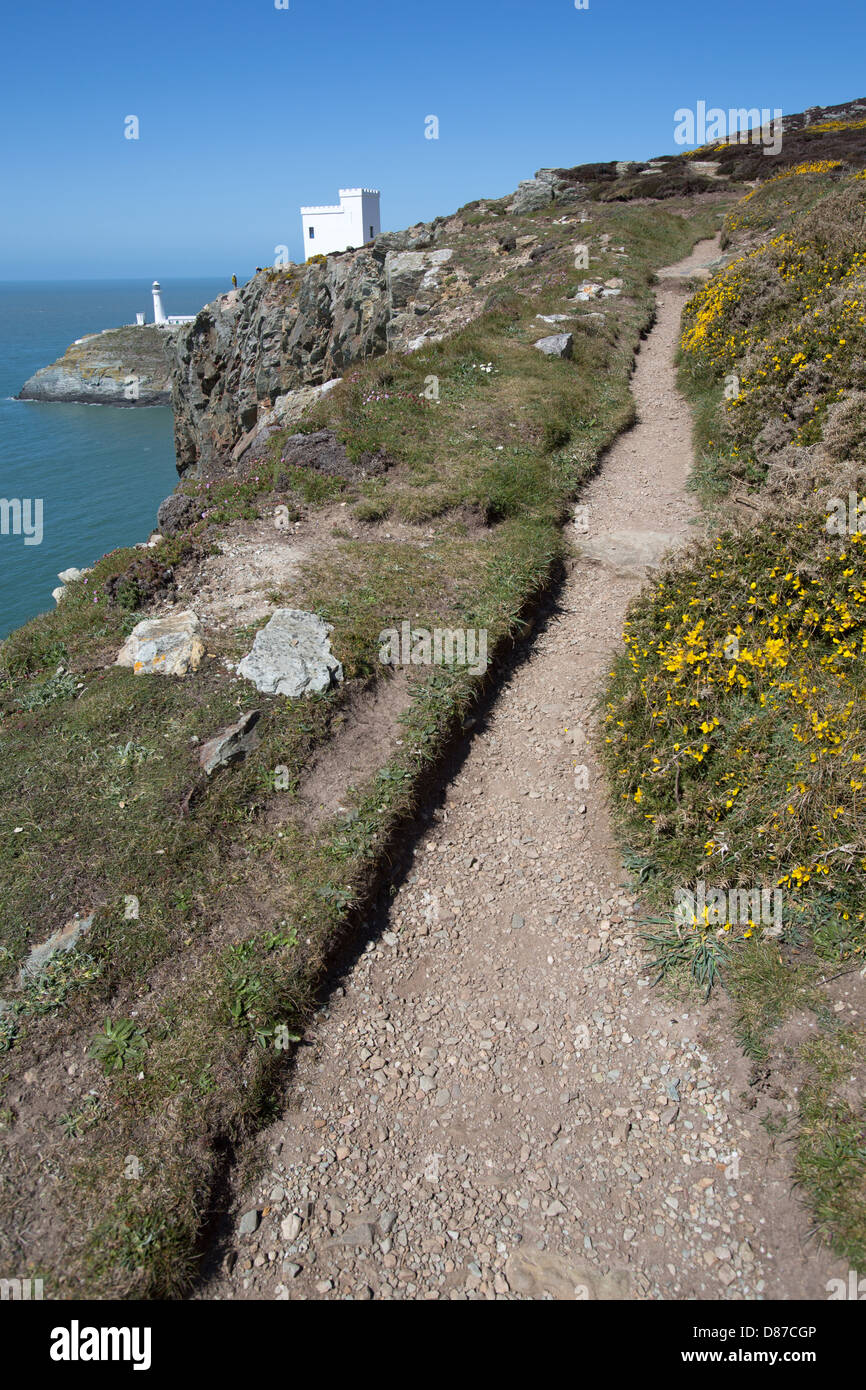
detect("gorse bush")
(603, 511), (866, 963)
(681, 180), (866, 494)
(607, 152), (866, 1264)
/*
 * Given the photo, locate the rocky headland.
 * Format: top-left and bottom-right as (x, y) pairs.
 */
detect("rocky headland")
(17, 323), (178, 406)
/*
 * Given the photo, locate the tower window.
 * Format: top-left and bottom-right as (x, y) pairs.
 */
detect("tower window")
(309, 227), (315, 239)
(370, 225), (374, 237)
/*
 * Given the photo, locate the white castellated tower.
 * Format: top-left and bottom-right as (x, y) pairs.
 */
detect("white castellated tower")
(300, 189), (381, 258)
(151, 280), (166, 325)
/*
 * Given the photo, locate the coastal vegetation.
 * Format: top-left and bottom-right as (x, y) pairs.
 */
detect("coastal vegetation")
(4, 102), (866, 1295)
(604, 155), (866, 1264)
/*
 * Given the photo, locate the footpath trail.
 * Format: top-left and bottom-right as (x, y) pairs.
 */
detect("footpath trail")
(204, 238), (846, 1301)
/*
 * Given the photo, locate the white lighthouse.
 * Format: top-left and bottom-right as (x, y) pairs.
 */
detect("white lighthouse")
(152, 280), (166, 325)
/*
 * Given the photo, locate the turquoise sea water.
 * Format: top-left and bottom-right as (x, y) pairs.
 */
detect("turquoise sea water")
(0, 279), (226, 640)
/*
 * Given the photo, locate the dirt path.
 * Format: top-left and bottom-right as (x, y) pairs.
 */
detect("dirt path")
(203, 239), (846, 1302)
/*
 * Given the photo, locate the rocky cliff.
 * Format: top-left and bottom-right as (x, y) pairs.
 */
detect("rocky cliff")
(170, 218), (489, 476)
(18, 324), (177, 406)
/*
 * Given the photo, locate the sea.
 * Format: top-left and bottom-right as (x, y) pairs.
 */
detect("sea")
(0, 279), (227, 641)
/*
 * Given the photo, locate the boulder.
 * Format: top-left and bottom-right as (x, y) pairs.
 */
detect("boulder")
(230, 381), (340, 463)
(549, 183), (587, 207)
(199, 710), (262, 775)
(53, 565), (92, 605)
(278, 429), (389, 479)
(237, 609), (343, 698)
(577, 529), (680, 577)
(518, 169), (588, 209)
(280, 429), (350, 474)
(371, 229), (415, 259)
(157, 492), (199, 537)
(115, 610), (205, 676)
(507, 179), (555, 215)
(572, 282), (604, 301)
(534, 333), (573, 360)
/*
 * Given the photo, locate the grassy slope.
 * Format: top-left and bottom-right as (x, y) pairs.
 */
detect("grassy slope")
(0, 194), (725, 1296)
(603, 147), (866, 1264)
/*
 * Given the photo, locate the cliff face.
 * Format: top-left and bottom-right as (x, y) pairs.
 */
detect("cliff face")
(18, 325), (176, 406)
(170, 167), (598, 477)
(171, 222), (481, 475)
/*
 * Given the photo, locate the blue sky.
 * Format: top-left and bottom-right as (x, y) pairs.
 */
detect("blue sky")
(3, 0), (864, 279)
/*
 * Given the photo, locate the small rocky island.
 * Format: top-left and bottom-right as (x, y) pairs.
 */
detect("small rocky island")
(18, 280), (195, 407)
(17, 322), (178, 407)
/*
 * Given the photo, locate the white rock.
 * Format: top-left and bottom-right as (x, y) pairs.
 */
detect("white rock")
(281, 1214), (302, 1243)
(53, 565), (92, 602)
(19, 912), (94, 984)
(534, 333), (573, 360)
(237, 608), (343, 698)
(115, 610), (205, 677)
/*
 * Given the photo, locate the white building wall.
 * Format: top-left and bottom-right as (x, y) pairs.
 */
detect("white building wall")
(300, 189), (381, 257)
(361, 190), (381, 243)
